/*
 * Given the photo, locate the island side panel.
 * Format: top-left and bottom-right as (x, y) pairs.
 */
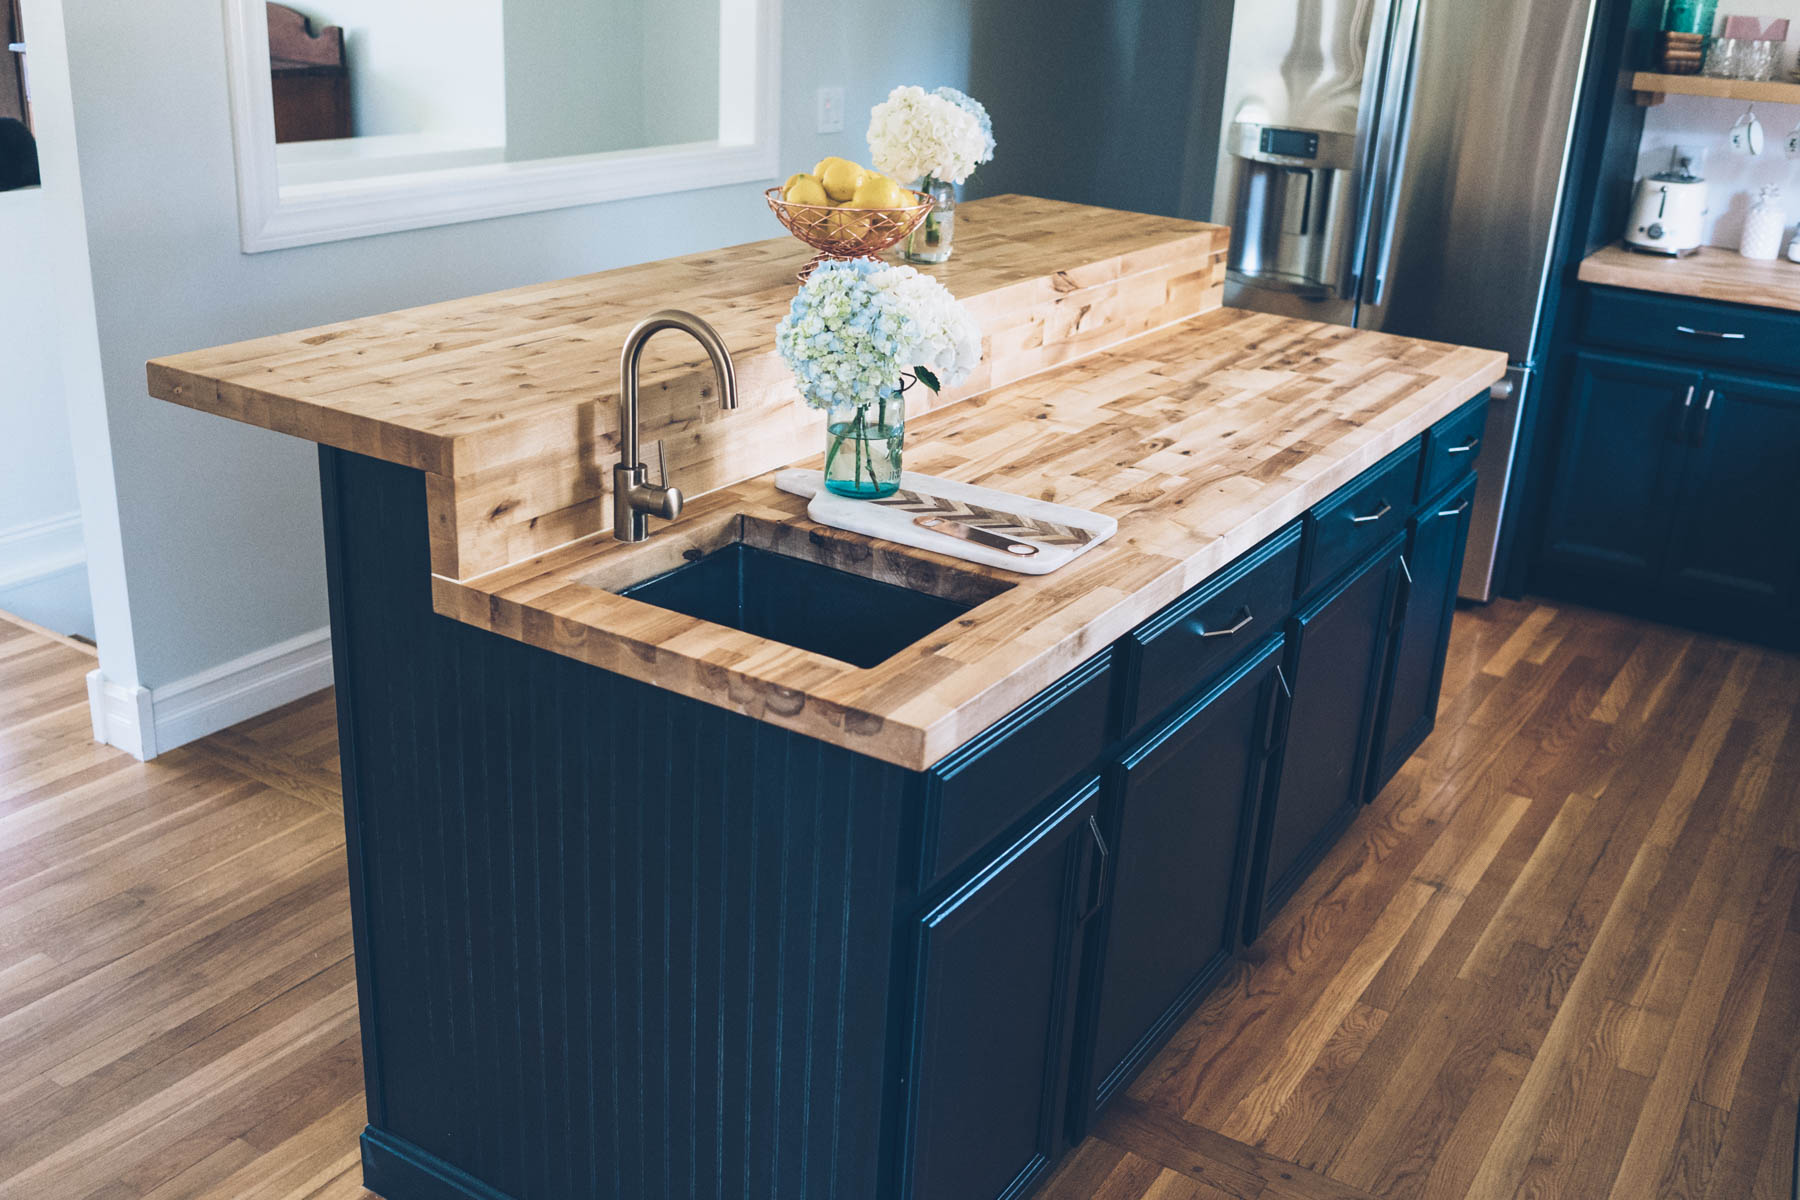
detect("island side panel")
(318, 447), (915, 1200)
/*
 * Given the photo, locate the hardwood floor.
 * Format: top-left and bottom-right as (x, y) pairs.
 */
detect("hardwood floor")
(0, 612), (373, 1200)
(0, 598), (1794, 1198)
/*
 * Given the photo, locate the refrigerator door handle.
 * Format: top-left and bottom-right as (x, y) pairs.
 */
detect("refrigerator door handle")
(1363, 0), (1424, 310)
(1338, 0), (1405, 303)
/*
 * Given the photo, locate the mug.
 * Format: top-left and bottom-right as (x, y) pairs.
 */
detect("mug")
(1729, 108), (1765, 155)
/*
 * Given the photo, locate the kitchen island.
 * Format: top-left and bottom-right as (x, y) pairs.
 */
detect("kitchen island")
(150, 197), (1505, 1200)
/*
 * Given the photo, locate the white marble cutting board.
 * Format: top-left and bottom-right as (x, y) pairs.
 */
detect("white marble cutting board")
(774, 469), (1116, 575)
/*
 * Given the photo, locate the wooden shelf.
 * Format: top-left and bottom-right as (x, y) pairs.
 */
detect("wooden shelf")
(1632, 70), (1800, 106)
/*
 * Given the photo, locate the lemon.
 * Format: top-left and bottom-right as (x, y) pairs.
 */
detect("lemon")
(782, 172), (811, 193)
(819, 159), (867, 204)
(813, 156), (847, 178)
(847, 174), (906, 210)
(783, 175), (830, 206)
(828, 208), (871, 242)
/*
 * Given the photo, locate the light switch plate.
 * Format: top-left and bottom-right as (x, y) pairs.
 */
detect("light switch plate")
(816, 87), (844, 134)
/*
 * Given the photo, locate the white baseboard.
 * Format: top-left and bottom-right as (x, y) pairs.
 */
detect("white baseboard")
(87, 668), (156, 759)
(88, 627), (334, 760)
(0, 512), (85, 591)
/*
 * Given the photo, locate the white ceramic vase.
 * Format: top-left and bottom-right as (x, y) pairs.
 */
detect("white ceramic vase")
(1741, 186), (1786, 260)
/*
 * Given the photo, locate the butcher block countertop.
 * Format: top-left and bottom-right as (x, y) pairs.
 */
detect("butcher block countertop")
(1579, 242), (1800, 314)
(148, 196), (1505, 770)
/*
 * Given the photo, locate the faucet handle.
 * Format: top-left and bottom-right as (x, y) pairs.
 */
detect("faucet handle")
(653, 439), (671, 489)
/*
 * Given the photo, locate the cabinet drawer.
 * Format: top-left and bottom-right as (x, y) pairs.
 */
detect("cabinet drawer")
(1419, 396), (1489, 500)
(1582, 286), (1800, 379)
(920, 653), (1115, 888)
(1122, 523), (1301, 733)
(1306, 442), (1420, 593)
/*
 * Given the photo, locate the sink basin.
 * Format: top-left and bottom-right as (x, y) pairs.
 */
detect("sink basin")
(584, 514), (1013, 669)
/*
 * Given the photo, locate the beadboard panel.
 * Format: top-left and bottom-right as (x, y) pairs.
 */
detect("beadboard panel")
(322, 448), (914, 1200)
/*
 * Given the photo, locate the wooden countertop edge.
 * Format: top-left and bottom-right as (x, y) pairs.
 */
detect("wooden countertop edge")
(1578, 242), (1800, 316)
(431, 336), (1508, 772)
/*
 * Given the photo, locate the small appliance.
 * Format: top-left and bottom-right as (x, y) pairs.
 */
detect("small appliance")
(1625, 151), (1708, 255)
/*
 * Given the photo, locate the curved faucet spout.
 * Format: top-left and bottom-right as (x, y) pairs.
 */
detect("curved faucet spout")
(614, 310), (739, 543)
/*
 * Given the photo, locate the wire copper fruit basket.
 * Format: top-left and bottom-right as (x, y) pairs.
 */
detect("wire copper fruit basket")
(765, 186), (935, 280)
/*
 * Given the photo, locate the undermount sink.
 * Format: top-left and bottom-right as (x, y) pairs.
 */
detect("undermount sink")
(581, 513), (1014, 669)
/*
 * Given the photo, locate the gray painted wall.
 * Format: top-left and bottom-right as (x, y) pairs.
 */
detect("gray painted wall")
(53, 0), (975, 694)
(966, 0), (1232, 221)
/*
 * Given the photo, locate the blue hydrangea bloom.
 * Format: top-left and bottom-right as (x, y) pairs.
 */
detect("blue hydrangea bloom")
(933, 87), (996, 164)
(775, 260), (918, 410)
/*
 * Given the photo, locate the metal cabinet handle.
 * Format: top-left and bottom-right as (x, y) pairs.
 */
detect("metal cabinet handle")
(1693, 388), (1717, 446)
(1437, 499), (1471, 519)
(1445, 436), (1481, 455)
(1349, 502), (1392, 524)
(1195, 606), (1254, 639)
(1676, 325), (1746, 341)
(1080, 815), (1110, 922)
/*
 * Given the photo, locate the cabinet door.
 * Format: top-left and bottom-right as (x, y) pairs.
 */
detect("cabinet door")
(899, 782), (1104, 1200)
(1248, 536), (1404, 940)
(1369, 474), (1478, 798)
(1661, 369), (1800, 612)
(1540, 351), (1696, 586)
(1083, 636), (1285, 1118)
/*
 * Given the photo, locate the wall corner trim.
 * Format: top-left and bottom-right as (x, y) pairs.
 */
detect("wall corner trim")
(86, 626), (334, 761)
(87, 667), (155, 760)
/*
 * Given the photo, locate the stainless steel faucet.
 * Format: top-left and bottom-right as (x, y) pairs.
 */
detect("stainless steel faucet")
(613, 310), (738, 542)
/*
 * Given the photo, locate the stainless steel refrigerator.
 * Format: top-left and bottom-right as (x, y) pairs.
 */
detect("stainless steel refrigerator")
(1203, 0), (1601, 600)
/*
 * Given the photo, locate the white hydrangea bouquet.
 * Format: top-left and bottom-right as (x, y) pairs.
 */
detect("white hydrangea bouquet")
(867, 85), (995, 264)
(775, 258), (982, 498)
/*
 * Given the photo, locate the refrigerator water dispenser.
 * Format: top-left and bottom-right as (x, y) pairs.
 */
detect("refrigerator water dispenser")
(1226, 122), (1360, 299)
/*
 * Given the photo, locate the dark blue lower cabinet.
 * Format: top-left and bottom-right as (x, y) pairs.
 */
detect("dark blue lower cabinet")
(1078, 636), (1285, 1123)
(1540, 351), (1695, 586)
(315, 416), (1486, 1200)
(1660, 369), (1800, 615)
(1537, 329), (1800, 648)
(897, 781), (1104, 1200)
(1369, 474), (1479, 798)
(1246, 534), (1406, 941)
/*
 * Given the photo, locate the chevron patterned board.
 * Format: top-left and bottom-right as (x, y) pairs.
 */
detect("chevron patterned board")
(774, 469), (1115, 575)
(869, 489), (1095, 548)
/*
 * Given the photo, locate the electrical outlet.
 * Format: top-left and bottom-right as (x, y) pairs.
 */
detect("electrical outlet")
(816, 87), (844, 134)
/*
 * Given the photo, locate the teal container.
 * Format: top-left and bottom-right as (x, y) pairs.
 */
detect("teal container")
(1664, 0), (1717, 34)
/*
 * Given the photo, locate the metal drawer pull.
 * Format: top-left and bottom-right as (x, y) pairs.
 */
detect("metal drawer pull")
(1196, 606), (1254, 638)
(1349, 502), (1392, 524)
(1446, 436), (1481, 455)
(1437, 499), (1471, 519)
(1080, 815), (1111, 922)
(1676, 325), (1746, 340)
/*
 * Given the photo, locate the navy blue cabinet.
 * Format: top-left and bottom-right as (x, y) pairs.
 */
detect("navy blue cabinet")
(1661, 369), (1800, 613)
(1541, 350), (1693, 586)
(898, 780), (1104, 1200)
(1538, 289), (1800, 648)
(1248, 534), (1405, 939)
(316, 398), (1487, 1200)
(1080, 635), (1286, 1120)
(1369, 473), (1479, 797)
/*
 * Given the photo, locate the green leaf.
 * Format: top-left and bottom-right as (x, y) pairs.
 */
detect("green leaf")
(913, 365), (941, 392)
